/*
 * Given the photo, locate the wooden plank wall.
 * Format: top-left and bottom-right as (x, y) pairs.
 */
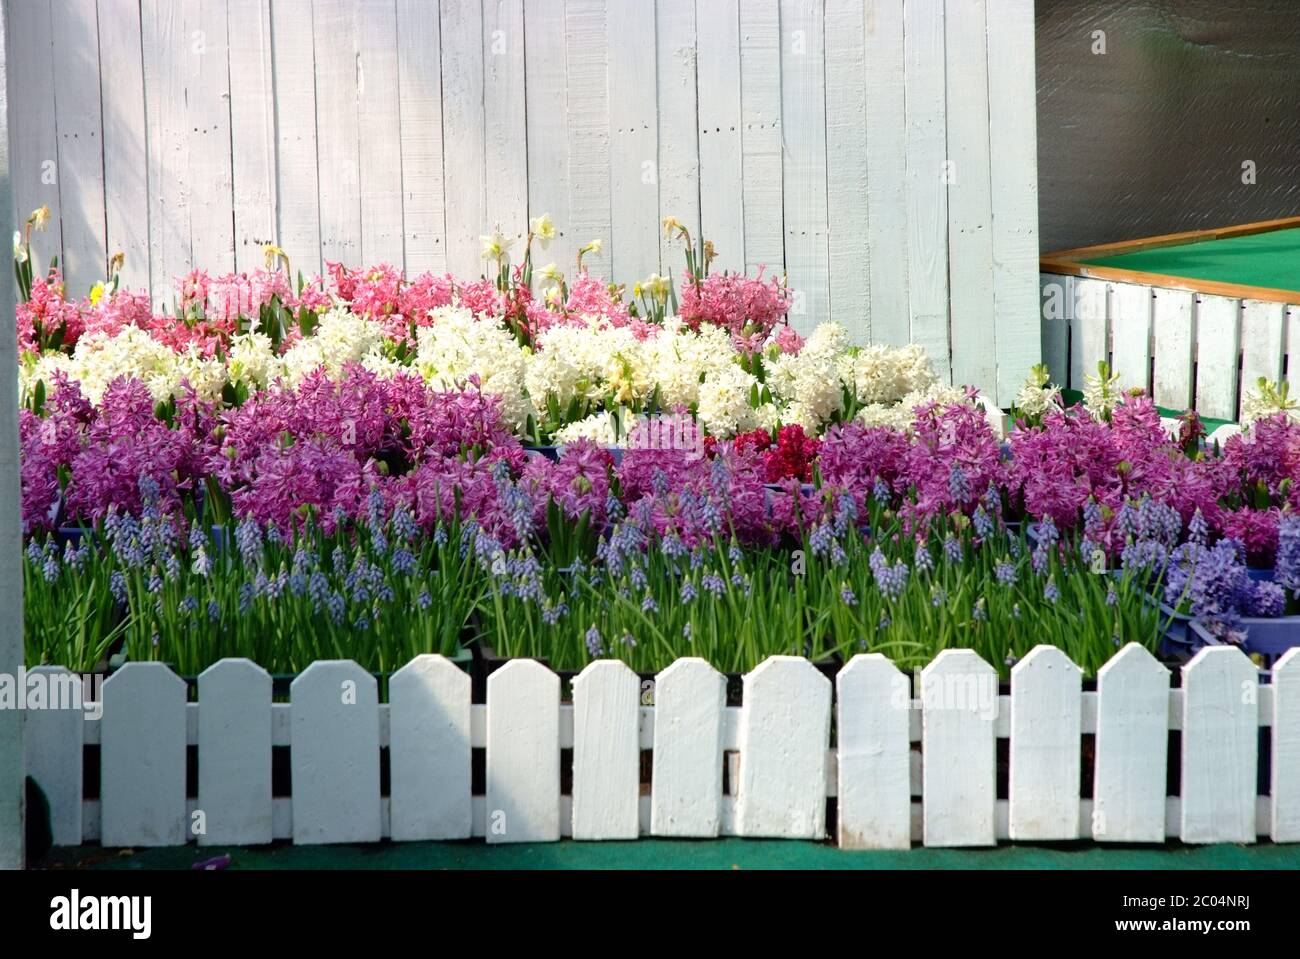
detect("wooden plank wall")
(4, 0), (1042, 404)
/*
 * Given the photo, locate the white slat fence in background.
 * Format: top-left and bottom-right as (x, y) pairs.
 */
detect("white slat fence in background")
(5, 0), (1041, 405)
(26, 644), (1300, 849)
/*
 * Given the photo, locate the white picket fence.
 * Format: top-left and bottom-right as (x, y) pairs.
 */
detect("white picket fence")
(23, 644), (1300, 849)
(1040, 273), (1300, 422)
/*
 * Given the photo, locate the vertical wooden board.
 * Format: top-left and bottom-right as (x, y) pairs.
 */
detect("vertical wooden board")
(863, 0), (908, 346)
(50, 0), (106, 295)
(142, 0), (189, 300)
(1039, 274), (1070, 386)
(836, 655), (911, 849)
(524, 0), (572, 273)
(902, 0), (949, 378)
(270, 0), (322, 275)
(389, 654), (472, 841)
(943, 0), (995, 392)
(397, 0), (446, 274)
(565, 0), (612, 275)
(357, 0), (405, 266)
(607, 0), (659, 282)
(736, 657), (831, 838)
(1009, 646), (1081, 840)
(739, 0), (783, 276)
(824, 0), (869, 341)
(1194, 295), (1241, 422)
(650, 658), (724, 837)
(439, 0), (486, 278)
(695, 0), (744, 272)
(486, 660), (560, 843)
(100, 664), (187, 847)
(484, 0), (527, 250)
(655, 0), (700, 274)
(1240, 299), (1285, 398)
(227, 0), (277, 271)
(572, 660), (640, 840)
(1109, 283), (1154, 392)
(986, 0), (1041, 406)
(921, 649), (997, 847)
(1070, 278), (1109, 389)
(184, 0), (235, 275)
(289, 661), (382, 845)
(197, 659), (272, 846)
(7, 0), (63, 269)
(1152, 288), (1195, 411)
(1180, 647), (1258, 844)
(1288, 305), (1300, 394)
(779, 0), (830, 333)
(98, 0), (151, 292)
(313, 0), (361, 267)
(23, 668), (85, 846)
(1272, 649), (1300, 843)
(1093, 644), (1170, 843)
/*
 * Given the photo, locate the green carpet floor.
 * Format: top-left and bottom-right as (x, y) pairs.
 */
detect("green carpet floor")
(1082, 226), (1300, 293)
(36, 839), (1300, 871)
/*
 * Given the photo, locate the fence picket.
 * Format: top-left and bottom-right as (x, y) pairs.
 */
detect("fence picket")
(650, 658), (724, 837)
(1070, 278), (1109, 388)
(1093, 644), (1169, 842)
(1240, 300), (1286, 401)
(1040, 274), (1070, 385)
(389, 654), (472, 841)
(197, 659), (272, 846)
(1180, 646), (1258, 844)
(1272, 649), (1300, 843)
(736, 657), (831, 838)
(1195, 295), (1242, 421)
(921, 649), (997, 846)
(23, 667), (85, 847)
(1109, 283), (1153, 392)
(486, 660), (560, 843)
(572, 660), (641, 840)
(1152, 289), (1195, 410)
(1009, 646), (1081, 840)
(101, 663), (187, 847)
(836, 654), (911, 849)
(289, 661), (381, 845)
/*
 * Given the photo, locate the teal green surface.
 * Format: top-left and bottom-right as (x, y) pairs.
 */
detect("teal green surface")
(1082, 227), (1300, 293)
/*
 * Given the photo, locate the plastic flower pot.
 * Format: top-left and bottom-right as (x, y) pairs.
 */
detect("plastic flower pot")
(523, 444), (562, 462)
(1188, 617), (1300, 673)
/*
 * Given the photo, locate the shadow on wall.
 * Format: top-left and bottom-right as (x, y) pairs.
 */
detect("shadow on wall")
(1036, 0), (1300, 251)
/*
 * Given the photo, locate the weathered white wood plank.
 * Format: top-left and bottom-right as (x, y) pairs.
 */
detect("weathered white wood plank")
(23, 667), (85, 847)
(270, 0), (322, 274)
(986, 0), (1041, 405)
(565, 0), (612, 275)
(289, 661), (382, 845)
(50, 0), (106, 295)
(1009, 646), (1081, 840)
(1271, 648), (1300, 843)
(185, 0), (235, 275)
(97, 0), (151, 291)
(140, 0), (188, 302)
(779, 0), (829, 333)
(358, 0), (405, 265)
(313, 0), (361, 267)
(1195, 295), (1241, 422)
(607, 0), (660, 282)
(943, 0), (995, 392)
(824, 0), (869, 341)
(902, 0), (949, 378)
(389, 654), (472, 841)
(863, 0), (908, 346)
(1039, 274), (1070, 386)
(655, 0), (700, 275)
(524, 0), (573, 275)
(572, 660), (641, 840)
(439, 0), (486, 278)
(650, 658), (724, 837)
(1152, 288), (1196, 411)
(1240, 299), (1286, 399)
(101, 663), (187, 847)
(486, 659), (560, 843)
(736, 657), (831, 838)
(739, 0), (783, 277)
(921, 649), (998, 846)
(1180, 646), (1258, 844)
(836, 655), (911, 849)
(484, 0), (528, 251)
(226, 0), (278, 271)
(1093, 644), (1169, 843)
(197, 659), (272, 846)
(695, 0), (744, 272)
(396, 0), (447, 274)
(1071, 277), (1109, 390)
(7, 0), (63, 270)
(1109, 282), (1153, 392)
